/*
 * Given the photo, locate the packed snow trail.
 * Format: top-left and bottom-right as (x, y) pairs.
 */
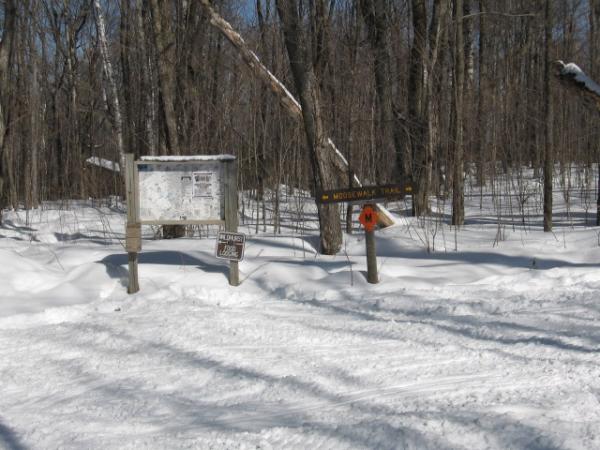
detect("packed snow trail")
(1, 200), (600, 449)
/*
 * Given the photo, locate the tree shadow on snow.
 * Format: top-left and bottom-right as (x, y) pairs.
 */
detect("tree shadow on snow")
(375, 237), (598, 270)
(286, 294), (600, 356)
(0, 417), (27, 450)
(45, 321), (450, 450)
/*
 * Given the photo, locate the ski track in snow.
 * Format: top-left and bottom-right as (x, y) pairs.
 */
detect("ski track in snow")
(1, 196), (600, 449)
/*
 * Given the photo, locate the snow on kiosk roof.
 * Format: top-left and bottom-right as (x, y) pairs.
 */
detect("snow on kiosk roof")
(140, 154), (236, 162)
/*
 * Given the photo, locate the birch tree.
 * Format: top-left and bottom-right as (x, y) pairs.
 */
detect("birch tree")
(93, 0), (125, 171)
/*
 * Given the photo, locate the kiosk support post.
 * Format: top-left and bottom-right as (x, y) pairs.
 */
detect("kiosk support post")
(125, 153), (140, 294)
(224, 159), (240, 286)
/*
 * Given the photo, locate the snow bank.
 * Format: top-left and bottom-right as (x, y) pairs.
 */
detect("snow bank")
(1, 181), (600, 448)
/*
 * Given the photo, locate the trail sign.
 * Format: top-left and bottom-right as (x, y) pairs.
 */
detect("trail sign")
(316, 182), (412, 205)
(216, 231), (246, 261)
(359, 205), (378, 232)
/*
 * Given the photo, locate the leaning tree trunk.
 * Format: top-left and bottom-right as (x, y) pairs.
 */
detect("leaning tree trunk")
(276, 0), (342, 255)
(198, 0), (396, 228)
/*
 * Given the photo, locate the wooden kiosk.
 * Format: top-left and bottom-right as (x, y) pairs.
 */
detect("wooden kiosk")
(124, 154), (239, 293)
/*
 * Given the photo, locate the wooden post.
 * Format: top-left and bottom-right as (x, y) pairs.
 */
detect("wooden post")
(127, 252), (139, 293)
(124, 153), (140, 293)
(224, 159), (240, 286)
(365, 228), (378, 284)
(361, 204), (379, 284)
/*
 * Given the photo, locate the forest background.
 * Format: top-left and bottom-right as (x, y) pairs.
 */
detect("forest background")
(0, 0), (598, 254)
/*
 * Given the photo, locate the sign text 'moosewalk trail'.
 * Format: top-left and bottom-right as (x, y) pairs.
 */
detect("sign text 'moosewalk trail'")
(316, 183), (412, 205)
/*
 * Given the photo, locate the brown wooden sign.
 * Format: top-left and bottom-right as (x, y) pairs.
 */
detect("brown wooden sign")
(316, 183), (412, 205)
(216, 231), (246, 261)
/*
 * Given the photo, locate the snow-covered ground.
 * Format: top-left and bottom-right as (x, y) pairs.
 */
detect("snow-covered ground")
(1, 181), (599, 449)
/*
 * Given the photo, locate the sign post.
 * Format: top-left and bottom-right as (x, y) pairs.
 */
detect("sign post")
(124, 154), (140, 294)
(317, 183), (412, 285)
(359, 204), (379, 284)
(223, 159), (240, 286)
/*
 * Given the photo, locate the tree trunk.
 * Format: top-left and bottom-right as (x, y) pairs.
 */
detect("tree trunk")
(93, 0), (125, 171)
(276, 0), (342, 255)
(543, 0), (553, 232)
(590, 0), (600, 225)
(136, 0), (157, 156)
(452, 0), (465, 226)
(476, 0), (485, 190)
(426, 0), (448, 202)
(147, 0), (184, 239)
(27, 23), (40, 209)
(149, 0), (179, 155)
(0, 0), (17, 222)
(409, 0), (428, 216)
(359, 0), (406, 186)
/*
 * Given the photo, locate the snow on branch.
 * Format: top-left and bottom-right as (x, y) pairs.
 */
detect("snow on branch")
(554, 60), (600, 111)
(86, 156), (120, 172)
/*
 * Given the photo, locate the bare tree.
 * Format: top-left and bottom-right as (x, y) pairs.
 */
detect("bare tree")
(149, 0), (179, 155)
(543, 0), (553, 231)
(359, 0), (406, 188)
(452, 0), (465, 226)
(276, 0), (342, 254)
(0, 0), (17, 222)
(93, 0), (125, 170)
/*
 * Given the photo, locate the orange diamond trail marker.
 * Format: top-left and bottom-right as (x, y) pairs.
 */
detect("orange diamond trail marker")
(359, 205), (378, 232)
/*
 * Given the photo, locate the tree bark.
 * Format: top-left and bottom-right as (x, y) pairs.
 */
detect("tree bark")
(590, 0), (600, 225)
(93, 0), (125, 171)
(408, 0), (428, 216)
(426, 0), (448, 200)
(276, 0), (342, 255)
(149, 0), (179, 155)
(135, 0), (157, 155)
(543, 0), (553, 232)
(0, 0), (17, 222)
(452, 0), (465, 226)
(359, 0), (406, 187)
(476, 0), (486, 191)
